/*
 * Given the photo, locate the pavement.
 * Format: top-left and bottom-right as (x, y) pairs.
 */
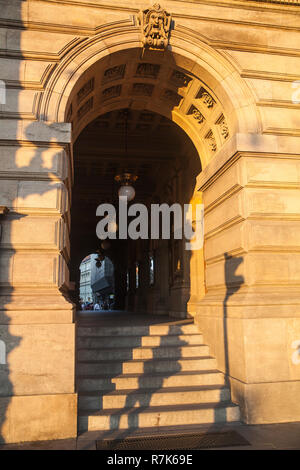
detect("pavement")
(0, 421), (300, 450)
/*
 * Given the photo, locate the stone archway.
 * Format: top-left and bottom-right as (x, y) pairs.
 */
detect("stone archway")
(38, 23), (260, 148)
(40, 29), (259, 324)
(1, 11), (300, 444)
(51, 29), (300, 427)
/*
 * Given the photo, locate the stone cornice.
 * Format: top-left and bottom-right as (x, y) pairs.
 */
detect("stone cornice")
(1, 1), (300, 34)
(0, 139), (68, 149)
(176, 25), (300, 59)
(34, 0), (300, 13)
(0, 36), (87, 62)
(240, 70), (300, 82)
(258, 100), (300, 110)
(174, 0), (300, 7)
(1, 21), (300, 98)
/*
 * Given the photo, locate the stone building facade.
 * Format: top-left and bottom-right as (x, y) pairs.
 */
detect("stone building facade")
(91, 256), (114, 302)
(0, 0), (300, 443)
(79, 254), (93, 303)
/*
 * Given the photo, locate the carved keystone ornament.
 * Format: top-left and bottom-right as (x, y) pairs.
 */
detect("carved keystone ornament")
(138, 4), (171, 51)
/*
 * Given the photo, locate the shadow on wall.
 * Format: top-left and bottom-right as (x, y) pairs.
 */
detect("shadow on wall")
(191, 251), (244, 428)
(223, 252), (244, 376)
(0, 0), (22, 444)
(0, 211), (21, 444)
(0, 0), (73, 440)
(221, 252), (244, 421)
(0, 121), (73, 442)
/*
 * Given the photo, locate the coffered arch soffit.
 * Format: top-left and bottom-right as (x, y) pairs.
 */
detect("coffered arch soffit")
(37, 21), (260, 170)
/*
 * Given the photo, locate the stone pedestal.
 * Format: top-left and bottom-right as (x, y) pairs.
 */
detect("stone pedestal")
(0, 121), (77, 443)
(194, 134), (300, 424)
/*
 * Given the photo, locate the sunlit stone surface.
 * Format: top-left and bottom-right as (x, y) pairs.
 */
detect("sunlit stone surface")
(0, 0), (300, 443)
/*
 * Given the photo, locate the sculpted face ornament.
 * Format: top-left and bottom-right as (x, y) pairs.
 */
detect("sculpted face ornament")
(138, 4), (172, 51)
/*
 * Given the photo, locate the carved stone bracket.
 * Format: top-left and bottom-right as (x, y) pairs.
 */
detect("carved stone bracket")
(77, 97), (93, 120)
(102, 85), (122, 101)
(197, 87), (215, 108)
(218, 115), (229, 139)
(132, 83), (154, 96)
(136, 63), (160, 78)
(138, 4), (172, 51)
(205, 130), (217, 152)
(103, 65), (126, 84)
(170, 70), (191, 88)
(190, 105), (205, 124)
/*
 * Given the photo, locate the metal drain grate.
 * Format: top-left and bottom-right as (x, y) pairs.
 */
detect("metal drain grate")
(96, 431), (250, 450)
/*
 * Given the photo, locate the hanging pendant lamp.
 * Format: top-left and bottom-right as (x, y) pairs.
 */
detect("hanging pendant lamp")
(114, 109), (138, 201)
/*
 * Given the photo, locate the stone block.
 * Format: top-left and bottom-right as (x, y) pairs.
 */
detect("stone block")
(0, 393), (77, 444)
(202, 159), (241, 208)
(226, 50), (300, 77)
(243, 317), (300, 383)
(247, 252), (300, 285)
(7, 29), (78, 55)
(0, 180), (18, 208)
(205, 223), (246, 261)
(0, 120), (71, 144)
(1, 89), (36, 116)
(243, 156), (300, 187)
(205, 191), (243, 235)
(0, 323), (75, 396)
(1, 216), (66, 250)
(0, 145), (66, 178)
(246, 219), (300, 251)
(246, 187), (300, 217)
(12, 252), (68, 287)
(230, 378), (300, 424)
(16, 181), (68, 213)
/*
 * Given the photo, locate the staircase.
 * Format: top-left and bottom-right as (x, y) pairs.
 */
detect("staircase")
(76, 317), (240, 434)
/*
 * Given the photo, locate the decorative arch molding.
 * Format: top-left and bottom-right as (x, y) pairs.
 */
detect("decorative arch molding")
(37, 20), (261, 169)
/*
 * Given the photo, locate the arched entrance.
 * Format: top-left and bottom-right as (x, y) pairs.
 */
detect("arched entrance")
(62, 44), (246, 318)
(56, 41), (253, 434)
(70, 105), (201, 317)
(3, 12), (300, 443)
(50, 40), (250, 434)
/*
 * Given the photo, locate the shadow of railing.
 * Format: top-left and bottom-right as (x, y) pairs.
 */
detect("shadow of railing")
(77, 317), (191, 440)
(211, 251), (244, 426)
(223, 252), (244, 379)
(106, 325), (188, 437)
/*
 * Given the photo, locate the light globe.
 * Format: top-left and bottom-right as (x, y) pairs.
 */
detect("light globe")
(118, 185), (136, 201)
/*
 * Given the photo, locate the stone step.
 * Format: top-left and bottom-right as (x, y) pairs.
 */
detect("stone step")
(77, 421), (242, 442)
(77, 370), (226, 392)
(78, 402), (240, 432)
(77, 323), (198, 338)
(77, 344), (209, 361)
(77, 334), (204, 349)
(78, 385), (231, 410)
(76, 356), (217, 375)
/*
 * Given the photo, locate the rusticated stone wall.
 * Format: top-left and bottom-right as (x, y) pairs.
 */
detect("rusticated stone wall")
(0, 0), (300, 441)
